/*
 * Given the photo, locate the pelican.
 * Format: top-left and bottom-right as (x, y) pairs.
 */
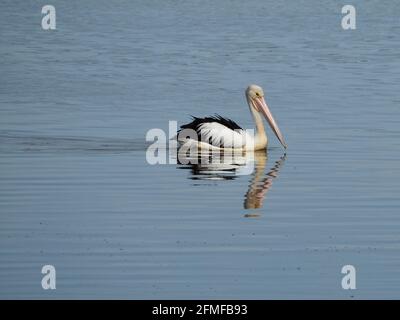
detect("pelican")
(177, 84), (287, 151)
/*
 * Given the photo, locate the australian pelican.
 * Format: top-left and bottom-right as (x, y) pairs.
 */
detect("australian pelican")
(178, 85), (287, 151)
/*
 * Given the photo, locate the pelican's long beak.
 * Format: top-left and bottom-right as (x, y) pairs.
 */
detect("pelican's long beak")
(253, 97), (287, 149)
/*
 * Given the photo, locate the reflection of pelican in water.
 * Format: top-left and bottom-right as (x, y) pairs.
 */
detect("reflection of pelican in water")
(177, 150), (286, 211)
(177, 149), (256, 181)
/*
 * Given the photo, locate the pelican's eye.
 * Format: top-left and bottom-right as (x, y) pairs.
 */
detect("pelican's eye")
(255, 92), (260, 97)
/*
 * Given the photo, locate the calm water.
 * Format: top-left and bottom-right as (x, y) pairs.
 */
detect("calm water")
(1, 0), (400, 299)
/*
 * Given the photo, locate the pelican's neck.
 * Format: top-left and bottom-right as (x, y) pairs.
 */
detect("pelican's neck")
(247, 98), (267, 149)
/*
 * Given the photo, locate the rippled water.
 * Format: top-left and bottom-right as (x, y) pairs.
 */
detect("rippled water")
(1, 0), (400, 299)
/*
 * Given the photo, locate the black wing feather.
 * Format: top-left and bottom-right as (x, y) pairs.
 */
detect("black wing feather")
(179, 114), (242, 138)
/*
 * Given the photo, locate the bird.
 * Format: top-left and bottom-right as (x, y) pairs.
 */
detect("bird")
(177, 84), (287, 151)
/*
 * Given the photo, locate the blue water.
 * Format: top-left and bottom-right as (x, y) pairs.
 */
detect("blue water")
(1, 0), (400, 299)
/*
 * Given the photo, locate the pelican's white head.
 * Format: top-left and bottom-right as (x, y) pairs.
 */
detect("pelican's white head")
(245, 84), (287, 149)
